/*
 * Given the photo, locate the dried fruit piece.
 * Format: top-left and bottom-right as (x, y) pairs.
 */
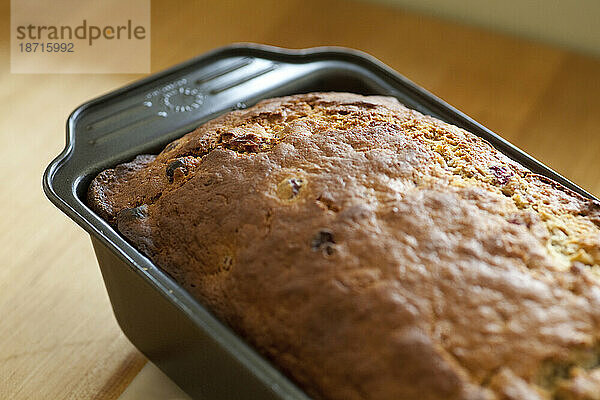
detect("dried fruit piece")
(489, 165), (513, 185)
(166, 159), (187, 182)
(276, 177), (305, 201)
(311, 230), (336, 256)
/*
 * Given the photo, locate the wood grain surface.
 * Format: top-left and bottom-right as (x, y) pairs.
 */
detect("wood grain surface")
(1, 0), (599, 399)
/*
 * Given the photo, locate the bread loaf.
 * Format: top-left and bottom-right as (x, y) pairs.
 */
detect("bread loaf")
(88, 92), (600, 400)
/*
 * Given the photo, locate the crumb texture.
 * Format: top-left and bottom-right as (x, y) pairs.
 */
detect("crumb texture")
(88, 92), (600, 400)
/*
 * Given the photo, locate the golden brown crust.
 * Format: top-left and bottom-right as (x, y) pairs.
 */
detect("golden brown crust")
(88, 92), (600, 400)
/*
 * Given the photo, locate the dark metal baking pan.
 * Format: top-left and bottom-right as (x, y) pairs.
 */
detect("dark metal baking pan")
(43, 43), (598, 400)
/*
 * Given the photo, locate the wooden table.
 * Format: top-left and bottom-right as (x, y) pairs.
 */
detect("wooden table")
(1, 0), (599, 398)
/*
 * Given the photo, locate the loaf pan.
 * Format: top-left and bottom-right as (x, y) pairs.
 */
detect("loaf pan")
(43, 43), (598, 400)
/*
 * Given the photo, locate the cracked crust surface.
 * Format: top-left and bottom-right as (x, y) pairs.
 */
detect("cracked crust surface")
(88, 92), (600, 400)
